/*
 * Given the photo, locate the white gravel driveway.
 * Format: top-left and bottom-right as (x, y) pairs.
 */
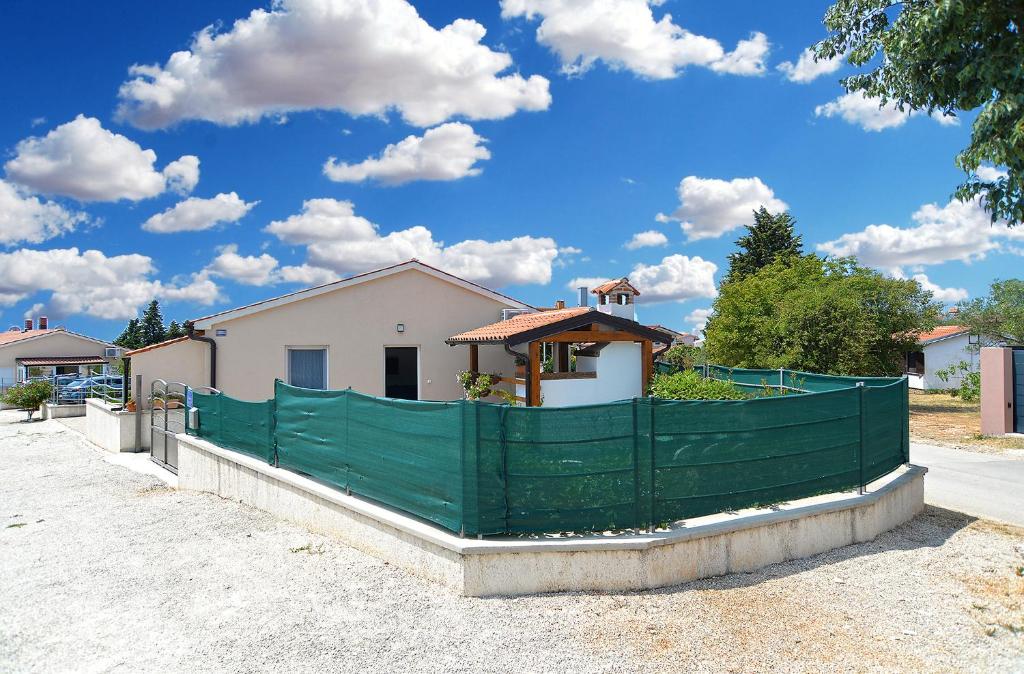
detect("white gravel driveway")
(1, 412), (1022, 673)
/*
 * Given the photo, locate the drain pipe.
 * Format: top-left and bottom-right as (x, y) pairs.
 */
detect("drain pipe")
(186, 321), (217, 389)
(504, 343), (530, 405)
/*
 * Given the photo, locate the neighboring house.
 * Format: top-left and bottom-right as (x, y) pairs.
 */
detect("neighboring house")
(647, 325), (697, 357)
(0, 317), (116, 391)
(904, 325), (979, 390)
(128, 261), (672, 408)
(127, 260), (530, 404)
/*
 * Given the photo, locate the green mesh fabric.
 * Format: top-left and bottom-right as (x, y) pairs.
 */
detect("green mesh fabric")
(185, 369), (909, 536)
(187, 391), (274, 462)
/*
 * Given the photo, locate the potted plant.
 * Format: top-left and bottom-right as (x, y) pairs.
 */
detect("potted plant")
(2, 380), (53, 421)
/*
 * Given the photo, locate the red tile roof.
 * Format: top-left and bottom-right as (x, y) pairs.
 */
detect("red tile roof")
(124, 336), (190, 357)
(0, 329), (53, 346)
(591, 278), (640, 296)
(448, 308), (592, 343)
(17, 356), (106, 366)
(916, 325), (968, 344)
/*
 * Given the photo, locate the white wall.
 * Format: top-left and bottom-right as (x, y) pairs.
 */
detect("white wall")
(541, 342), (642, 406)
(911, 334), (977, 390)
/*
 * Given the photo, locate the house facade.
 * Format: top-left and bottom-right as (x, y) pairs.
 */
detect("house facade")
(0, 318), (116, 388)
(904, 325), (978, 390)
(127, 261), (527, 404)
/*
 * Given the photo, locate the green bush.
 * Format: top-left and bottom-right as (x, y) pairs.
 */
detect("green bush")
(649, 370), (751, 401)
(935, 361), (981, 402)
(2, 380), (52, 419)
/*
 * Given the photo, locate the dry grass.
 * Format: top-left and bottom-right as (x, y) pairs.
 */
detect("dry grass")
(909, 390), (1024, 453)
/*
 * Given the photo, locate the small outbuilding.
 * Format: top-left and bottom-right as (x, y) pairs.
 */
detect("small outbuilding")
(904, 325), (979, 390)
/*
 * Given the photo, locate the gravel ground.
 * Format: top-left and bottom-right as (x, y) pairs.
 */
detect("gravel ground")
(1, 412), (1023, 673)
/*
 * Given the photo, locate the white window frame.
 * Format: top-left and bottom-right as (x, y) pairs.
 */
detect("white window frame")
(382, 344), (420, 400)
(286, 345), (329, 389)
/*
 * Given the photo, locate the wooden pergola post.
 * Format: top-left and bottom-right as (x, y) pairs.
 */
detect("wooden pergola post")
(528, 340), (541, 407)
(469, 343), (479, 374)
(641, 339), (652, 394)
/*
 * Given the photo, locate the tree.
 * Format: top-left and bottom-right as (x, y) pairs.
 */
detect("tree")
(140, 300), (166, 346)
(704, 256), (939, 376)
(956, 278), (1024, 344)
(166, 320), (186, 339)
(817, 1), (1024, 225)
(113, 318), (144, 350)
(724, 207), (803, 283)
(2, 380), (52, 420)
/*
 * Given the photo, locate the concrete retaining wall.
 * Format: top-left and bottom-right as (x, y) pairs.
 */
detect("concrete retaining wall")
(85, 398), (150, 453)
(41, 403), (86, 420)
(176, 434), (926, 597)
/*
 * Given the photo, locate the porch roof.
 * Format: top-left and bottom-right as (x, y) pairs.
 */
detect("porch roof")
(17, 356), (106, 366)
(446, 307), (673, 346)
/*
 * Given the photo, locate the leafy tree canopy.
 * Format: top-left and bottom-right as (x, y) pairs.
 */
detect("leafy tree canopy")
(955, 278), (1024, 344)
(724, 207), (804, 283)
(113, 318), (144, 350)
(166, 320), (186, 339)
(817, 0), (1024, 225)
(704, 255), (940, 376)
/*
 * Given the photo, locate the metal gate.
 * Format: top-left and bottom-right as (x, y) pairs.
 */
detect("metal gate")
(1014, 349), (1024, 433)
(150, 379), (187, 473)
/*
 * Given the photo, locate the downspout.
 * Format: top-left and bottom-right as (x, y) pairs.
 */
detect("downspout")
(186, 321), (216, 389)
(504, 342), (530, 405)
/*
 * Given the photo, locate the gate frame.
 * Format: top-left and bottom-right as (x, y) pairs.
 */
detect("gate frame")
(149, 378), (193, 474)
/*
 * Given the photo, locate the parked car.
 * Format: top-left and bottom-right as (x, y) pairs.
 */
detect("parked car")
(60, 376), (123, 401)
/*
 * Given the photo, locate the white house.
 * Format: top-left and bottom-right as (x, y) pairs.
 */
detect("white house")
(904, 325), (978, 390)
(0, 317), (116, 387)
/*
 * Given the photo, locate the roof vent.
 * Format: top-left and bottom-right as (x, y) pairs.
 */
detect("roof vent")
(23, 318), (32, 332)
(8, 326), (20, 332)
(39, 316), (48, 330)
(577, 287), (588, 307)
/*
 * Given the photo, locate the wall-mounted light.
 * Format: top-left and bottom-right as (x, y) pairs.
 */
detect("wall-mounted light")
(396, 323), (405, 333)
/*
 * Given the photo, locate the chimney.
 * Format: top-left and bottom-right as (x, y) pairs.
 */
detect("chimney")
(23, 318), (32, 332)
(39, 316), (48, 330)
(554, 300), (565, 310)
(577, 287), (588, 307)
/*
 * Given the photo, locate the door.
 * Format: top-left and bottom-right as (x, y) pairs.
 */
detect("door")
(1014, 349), (1024, 433)
(384, 347), (418, 400)
(150, 380), (186, 473)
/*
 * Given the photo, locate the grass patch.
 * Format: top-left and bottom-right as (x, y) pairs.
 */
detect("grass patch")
(289, 543), (324, 555)
(6, 523), (26, 529)
(909, 390), (1024, 452)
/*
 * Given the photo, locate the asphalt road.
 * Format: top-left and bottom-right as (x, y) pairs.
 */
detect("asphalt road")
(911, 441), (1024, 527)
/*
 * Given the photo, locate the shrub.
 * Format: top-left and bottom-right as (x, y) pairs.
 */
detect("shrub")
(935, 361), (981, 402)
(649, 370), (751, 401)
(660, 344), (704, 371)
(2, 380), (52, 420)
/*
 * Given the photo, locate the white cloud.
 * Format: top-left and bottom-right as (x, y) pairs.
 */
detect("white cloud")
(624, 230), (668, 250)
(817, 196), (1024, 270)
(976, 165), (1008, 182)
(142, 192), (258, 233)
(658, 176), (788, 241)
(684, 307), (712, 335)
(324, 123), (490, 185)
(0, 247), (219, 320)
(278, 264), (340, 286)
(3, 115), (199, 202)
(265, 198), (560, 287)
(264, 198), (378, 244)
(501, 0), (767, 79)
(0, 180), (88, 245)
(709, 32), (770, 75)
(910, 274), (968, 304)
(568, 254), (718, 304)
(814, 91), (958, 132)
(777, 47), (843, 83)
(205, 244), (279, 286)
(116, 0), (551, 129)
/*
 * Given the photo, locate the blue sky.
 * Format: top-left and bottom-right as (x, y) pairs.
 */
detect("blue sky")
(0, 0), (1015, 341)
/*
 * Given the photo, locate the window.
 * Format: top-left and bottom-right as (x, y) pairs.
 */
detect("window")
(288, 348), (327, 389)
(905, 351), (925, 376)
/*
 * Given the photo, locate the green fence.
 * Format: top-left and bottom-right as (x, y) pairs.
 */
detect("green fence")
(185, 368), (909, 536)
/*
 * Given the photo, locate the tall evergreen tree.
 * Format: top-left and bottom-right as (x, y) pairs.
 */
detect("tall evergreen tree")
(166, 320), (186, 339)
(140, 300), (166, 346)
(723, 207), (803, 283)
(113, 318), (144, 350)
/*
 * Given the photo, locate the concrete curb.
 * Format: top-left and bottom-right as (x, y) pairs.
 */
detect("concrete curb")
(176, 433), (926, 596)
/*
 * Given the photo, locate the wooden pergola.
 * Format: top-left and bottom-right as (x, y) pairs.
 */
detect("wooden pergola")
(447, 308), (672, 406)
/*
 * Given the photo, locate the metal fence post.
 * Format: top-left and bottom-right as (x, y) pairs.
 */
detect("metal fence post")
(648, 399), (656, 533)
(134, 374), (142, 452)
(631, 397), (639, 534)
(857, 382), (866, 495)
(779, 367), (784, 390)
